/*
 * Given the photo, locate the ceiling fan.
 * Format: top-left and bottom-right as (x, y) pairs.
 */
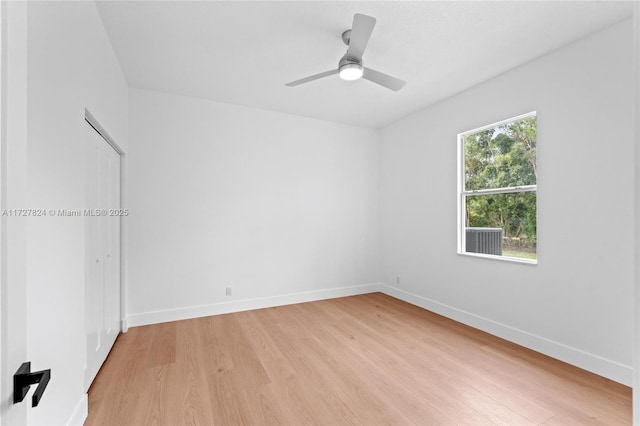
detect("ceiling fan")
(285, 14), (406, 92)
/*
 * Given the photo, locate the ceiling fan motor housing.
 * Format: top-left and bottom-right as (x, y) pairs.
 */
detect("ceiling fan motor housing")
(339, 54), (362, 69)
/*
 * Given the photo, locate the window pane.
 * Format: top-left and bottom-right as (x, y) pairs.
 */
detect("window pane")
(464, 116), (537, 191)
(465, 191), (536, 260)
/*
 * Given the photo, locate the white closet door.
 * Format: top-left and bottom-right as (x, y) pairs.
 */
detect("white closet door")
(85, 122), (121, 391)
(105, 141), (121, 340)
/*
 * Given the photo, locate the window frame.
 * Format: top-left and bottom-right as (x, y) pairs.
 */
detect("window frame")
(457, 111), (538, 265)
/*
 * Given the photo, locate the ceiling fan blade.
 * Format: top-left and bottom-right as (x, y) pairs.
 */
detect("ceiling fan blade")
(346, 14), (376, 61)
(362, 67), (406, 91)
(285, 69), (339, 87)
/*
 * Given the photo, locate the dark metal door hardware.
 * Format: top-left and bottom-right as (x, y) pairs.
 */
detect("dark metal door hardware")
(13, 362), (51, 407)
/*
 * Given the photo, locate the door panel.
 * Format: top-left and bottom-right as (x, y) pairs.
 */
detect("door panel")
(85, 127), (100, 386)
(0, 2), (28, 424)
(105, 147), (121, 339)
(84, 123), (120, 391)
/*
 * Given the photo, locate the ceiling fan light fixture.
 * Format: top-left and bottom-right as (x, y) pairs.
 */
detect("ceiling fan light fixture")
(339, 63), (363, 81)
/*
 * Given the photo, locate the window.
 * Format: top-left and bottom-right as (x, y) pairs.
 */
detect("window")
(458, 112), (537, 263)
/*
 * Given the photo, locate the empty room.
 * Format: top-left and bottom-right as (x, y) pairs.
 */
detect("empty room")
(1, 1), (639, 425)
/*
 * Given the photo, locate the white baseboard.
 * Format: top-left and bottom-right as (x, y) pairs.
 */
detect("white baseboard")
(67, 393), (87, 426)
(381, 284), (633, 386)
(126, 283), (381, 327)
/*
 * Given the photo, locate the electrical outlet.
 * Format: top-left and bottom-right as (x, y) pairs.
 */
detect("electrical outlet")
(396, 276), (400, 285)
(225, 286), (232, 296)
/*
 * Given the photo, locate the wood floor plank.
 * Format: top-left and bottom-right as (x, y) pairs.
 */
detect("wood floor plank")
(260, 358), (344, 425)
(207, 369), (253, 425)
(86, 325), (155, 426)
(174, 318), (216, 425)
(309, 316), (464, 424)
(329, 340), (453, 423)
(239, 384), (286, 426)
(235, 310), (285, 363)
(86, 293), (632, 425)
(146, 321), (177, 367)
(139, 364), (180, 426)
(200, 315), (235, 374)
(295, 334), (409, 425)
(212, 313), (271, 389)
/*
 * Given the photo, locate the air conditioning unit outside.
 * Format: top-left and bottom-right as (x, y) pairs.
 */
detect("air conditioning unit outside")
(466, 227), (503, 255)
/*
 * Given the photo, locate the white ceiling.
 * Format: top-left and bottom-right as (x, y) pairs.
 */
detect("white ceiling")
(96, 1), (633, 129)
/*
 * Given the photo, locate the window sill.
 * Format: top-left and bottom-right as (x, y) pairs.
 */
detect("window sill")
(457, 251), (537, 265)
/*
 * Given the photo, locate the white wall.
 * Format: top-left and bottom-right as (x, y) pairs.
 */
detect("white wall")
(379, 20), (634, 385)
(127, 89), (379, 325)
(26, 2), (128, 424)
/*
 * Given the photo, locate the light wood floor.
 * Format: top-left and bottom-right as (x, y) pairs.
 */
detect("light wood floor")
(85, 293), (631, 425)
